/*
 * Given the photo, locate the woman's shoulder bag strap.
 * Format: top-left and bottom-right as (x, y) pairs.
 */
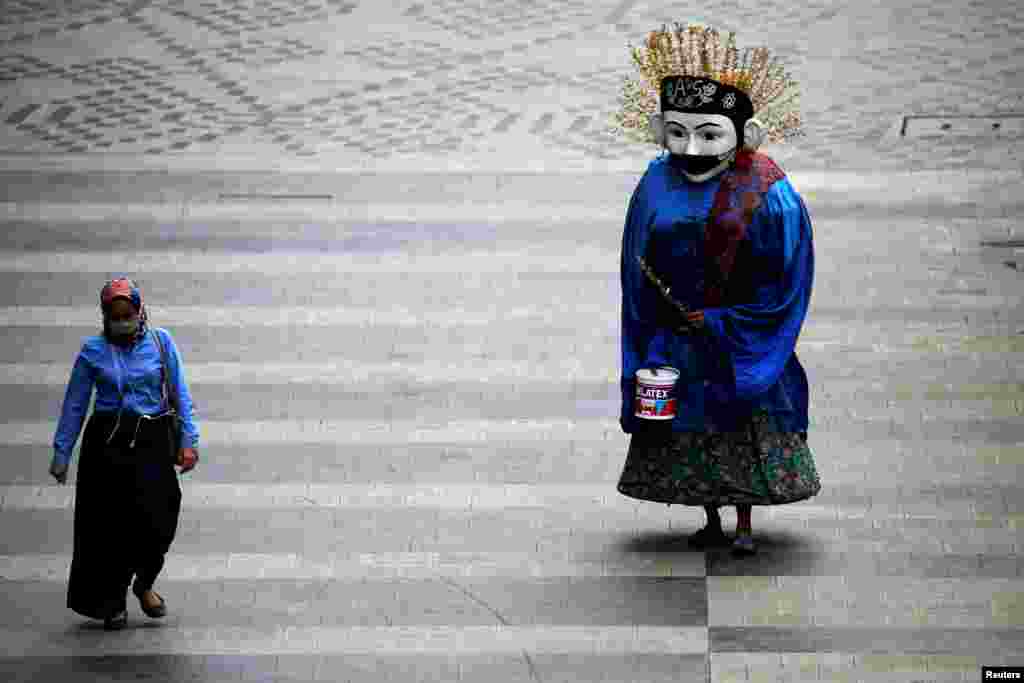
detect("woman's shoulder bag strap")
(150, 329), (180, 418)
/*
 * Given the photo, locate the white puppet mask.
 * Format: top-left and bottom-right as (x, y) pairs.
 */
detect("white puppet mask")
(649, 111), (765, 182)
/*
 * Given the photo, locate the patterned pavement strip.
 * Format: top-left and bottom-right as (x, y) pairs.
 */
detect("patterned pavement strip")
(0, 0), (1022, 173)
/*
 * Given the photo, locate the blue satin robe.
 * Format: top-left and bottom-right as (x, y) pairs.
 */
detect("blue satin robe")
(620, 154), (814, 434)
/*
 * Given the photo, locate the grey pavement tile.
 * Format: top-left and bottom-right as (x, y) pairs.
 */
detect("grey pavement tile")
(822, 417), (1024, 445)
(5, 426), (1024, 497)
(708, 574), (1024, 630)
(2, 315), (1021, 364)
(3, 319), (1020, 369)
(875, 552), (1024, 579)
(8, 303), (1024, 350)
(0, 325), (613, 364)
(1, 264), (1020, 316)
(0, 576), (707, 629)
(14, 389), (1024, 444)
(3, 502), (1020, 558)
(708, 626), (1024, 656)
(724, 521), (1023, 558)
(0, 221), (520, 257)
(0, 168), (1017, 209)
(0, 442), (629, 486)
(5, 384), (605, 423)
(0, 506), (693, 556)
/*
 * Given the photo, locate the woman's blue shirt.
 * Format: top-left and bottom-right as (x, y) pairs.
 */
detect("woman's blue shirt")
(52, 327), (199, 467)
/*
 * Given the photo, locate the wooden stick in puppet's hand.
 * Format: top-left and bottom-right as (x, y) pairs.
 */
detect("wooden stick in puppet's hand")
(636, 254), (700, 334)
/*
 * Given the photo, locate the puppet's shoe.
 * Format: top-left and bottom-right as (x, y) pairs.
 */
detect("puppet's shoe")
(688, 525), (730, 548)
(731, 533), (757, 556)
(103, 610), (128, 630)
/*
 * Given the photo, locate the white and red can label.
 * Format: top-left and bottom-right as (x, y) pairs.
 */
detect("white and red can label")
(634, 367), (680, 420)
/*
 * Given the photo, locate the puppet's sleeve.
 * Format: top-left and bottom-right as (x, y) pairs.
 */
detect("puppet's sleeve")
(619, 168), (658, 431)
(701, 178), (814, 401)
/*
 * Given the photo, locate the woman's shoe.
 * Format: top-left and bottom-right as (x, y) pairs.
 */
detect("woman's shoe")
(133, 585), (167, 619)
(731, 533), (757, 556)
(103, 610), (127, 630)
(688, 525), (731, 548)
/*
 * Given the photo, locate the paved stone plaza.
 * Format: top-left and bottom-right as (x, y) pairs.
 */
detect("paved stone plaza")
(1, 0), (1023, 172)
(1, 1), (1023, 682)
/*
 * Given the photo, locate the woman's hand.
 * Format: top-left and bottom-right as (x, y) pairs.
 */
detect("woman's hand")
(177, 447), (199, 473)
(49, 459), (68, 485)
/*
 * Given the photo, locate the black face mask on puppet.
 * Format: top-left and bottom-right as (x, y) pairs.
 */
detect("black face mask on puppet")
(670, 143), (740, 176)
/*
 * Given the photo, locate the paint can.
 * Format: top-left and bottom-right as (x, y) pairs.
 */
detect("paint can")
(634, 367), (680, 420)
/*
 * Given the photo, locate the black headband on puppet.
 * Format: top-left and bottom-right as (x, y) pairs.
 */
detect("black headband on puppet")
(659, 75), (754, 147)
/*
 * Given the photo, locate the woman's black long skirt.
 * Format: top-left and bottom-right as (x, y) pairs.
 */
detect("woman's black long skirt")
(67, 410), (182, 620)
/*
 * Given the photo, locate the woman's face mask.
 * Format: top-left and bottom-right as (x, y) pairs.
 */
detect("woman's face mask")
(106, 299), (139, 338)
(109, 318), (139, 337)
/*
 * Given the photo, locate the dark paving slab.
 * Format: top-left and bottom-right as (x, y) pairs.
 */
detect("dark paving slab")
(0, 653), (703, 683)
(0, 577), (708, 628)
(710, 626), (1024, 656)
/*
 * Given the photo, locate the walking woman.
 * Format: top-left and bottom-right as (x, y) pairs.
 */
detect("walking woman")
(614, 23), (821, 555)
(49, 277), (199, 629)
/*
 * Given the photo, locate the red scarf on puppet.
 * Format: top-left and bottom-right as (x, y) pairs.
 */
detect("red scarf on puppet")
(703, 149), (786, 307)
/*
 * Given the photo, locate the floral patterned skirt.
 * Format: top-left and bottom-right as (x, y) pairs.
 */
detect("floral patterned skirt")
(617, 409), (822, 506)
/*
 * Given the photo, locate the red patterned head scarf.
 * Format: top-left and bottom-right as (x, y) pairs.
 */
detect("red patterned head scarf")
(99, 277), (148, 342)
